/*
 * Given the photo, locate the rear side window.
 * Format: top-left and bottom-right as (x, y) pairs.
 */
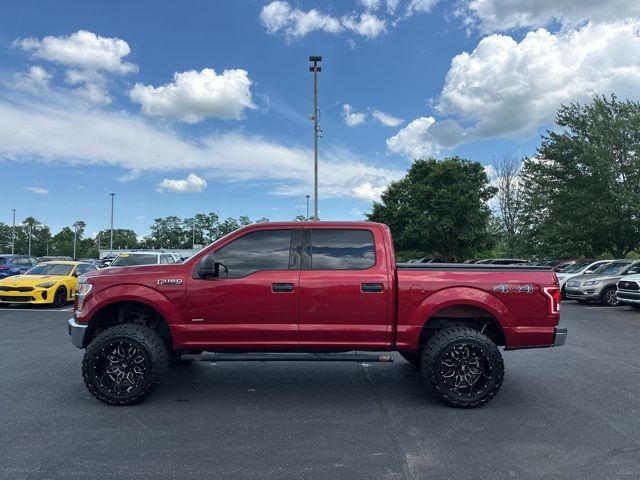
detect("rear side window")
(305, 229), (376, 270)
(215, 229), (295, 278)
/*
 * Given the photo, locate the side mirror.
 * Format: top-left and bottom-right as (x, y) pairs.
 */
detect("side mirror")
(198, 255), (217, 278)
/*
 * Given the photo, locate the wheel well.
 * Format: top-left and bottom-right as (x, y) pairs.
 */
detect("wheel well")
(85, 301), (173, 350)
(418, 305), (506, 348)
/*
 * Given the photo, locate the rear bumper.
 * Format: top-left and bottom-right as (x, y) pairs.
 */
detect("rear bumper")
(68, 317), (87, 349)
(553, 326), (568, 347)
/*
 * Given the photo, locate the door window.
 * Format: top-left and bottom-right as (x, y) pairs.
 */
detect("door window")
(214, 229), (296, 278)
(304, 229), (376, 270)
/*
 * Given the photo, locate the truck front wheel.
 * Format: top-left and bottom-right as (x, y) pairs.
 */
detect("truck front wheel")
(421, 327), (504, 408)
(82, 324), (169, 406)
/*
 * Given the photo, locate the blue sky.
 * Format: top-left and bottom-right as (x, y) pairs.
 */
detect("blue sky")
(1, 0), (639, 236)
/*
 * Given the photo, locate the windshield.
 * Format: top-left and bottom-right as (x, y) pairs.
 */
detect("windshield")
(560, 261), (592, 273)
(26, 263), (73, 276)
(111, 254), (158, 266)
(591, 262), (631, 276)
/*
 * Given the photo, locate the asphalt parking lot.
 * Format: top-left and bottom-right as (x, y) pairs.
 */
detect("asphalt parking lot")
(1, 302), (639, 480)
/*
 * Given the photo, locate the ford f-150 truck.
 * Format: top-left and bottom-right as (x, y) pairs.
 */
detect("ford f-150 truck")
(68, 221), (565, 408)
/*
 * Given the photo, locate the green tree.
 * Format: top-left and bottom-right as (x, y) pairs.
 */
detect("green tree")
(13, 217), (52, 256)
(520, 95), (640, 258)
(95, 229), (139, 250)
(148, 216), (187, 248)
(367, 157), (497, 261)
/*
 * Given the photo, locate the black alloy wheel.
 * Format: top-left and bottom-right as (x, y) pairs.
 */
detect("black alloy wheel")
(421, 327), (504, 408)
(82, 324), (168, 406)
(52, 287), (67, 308)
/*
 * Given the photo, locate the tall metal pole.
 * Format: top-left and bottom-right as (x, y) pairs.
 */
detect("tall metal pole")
(73, 224), (77, 260)
(28, 224), (32, 256)
(110, 193), (115, 256)
(309, 56), (322, 221)
(11, 209), (15, 254)
(306, 194), (310, 220)
(192, 222), (195, 249)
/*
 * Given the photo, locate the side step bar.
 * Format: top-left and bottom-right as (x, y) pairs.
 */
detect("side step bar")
(182, 352), (395, 363)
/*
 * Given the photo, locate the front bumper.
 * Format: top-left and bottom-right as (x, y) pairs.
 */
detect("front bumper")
(0, 286), (57, 304)
(553, 326), (568, 347)
(68, 317), (87, 349)
(617, 290), (640, 305)
(565, 287), (602, 301)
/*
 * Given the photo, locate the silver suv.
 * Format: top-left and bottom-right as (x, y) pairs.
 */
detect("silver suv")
(565, 260), (640, 306)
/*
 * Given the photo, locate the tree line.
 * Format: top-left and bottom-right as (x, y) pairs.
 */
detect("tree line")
(369, 95), (640, 261)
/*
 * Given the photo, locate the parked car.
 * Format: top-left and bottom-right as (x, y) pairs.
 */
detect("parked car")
(565, 260), (640, 306)
(0, 261), (96, 307)
(415, 257), (446, 263)
(95, 257), (116, 269)
(109, 251), (182, 267)
(69, 221), (564, 408)
(615, 274), (640, 309)
(555, 260), (611, 297)
(476, 258), (530, 265)
(0, 254), (39, 279)
(37, 256), (72, 262)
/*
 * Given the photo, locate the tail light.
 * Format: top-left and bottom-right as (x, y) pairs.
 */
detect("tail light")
(543, 286), (561, 315)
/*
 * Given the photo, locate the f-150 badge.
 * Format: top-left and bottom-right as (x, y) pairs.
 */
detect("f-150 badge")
(157, 278), (183, 286)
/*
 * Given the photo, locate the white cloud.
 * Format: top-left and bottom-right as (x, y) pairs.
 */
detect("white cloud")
(403, 0), (438, 18)
(26, 186), (49, 194)
(342, 104), (367, 127)
(157, 173), (208, 193)
(352, 181), (387, 201)
(129, 68), (255, 122)
(461, 0), (640, 33)
(260, 1), (343, 38)
(372, 109), (403, 127)
(14, 30), (137, 74)
(11, 66), (51, 93)
(0, 93), (403, 201)
(391, 21), (640, 158)
(260, 1), (394, 39)
(342, 13), (387, 38)
(14, 30), (137, 105)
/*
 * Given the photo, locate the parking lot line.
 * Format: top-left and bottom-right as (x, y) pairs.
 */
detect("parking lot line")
(0, 307), (73, 312)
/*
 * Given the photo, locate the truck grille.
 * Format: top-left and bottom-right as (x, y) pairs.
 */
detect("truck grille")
(0, 286), (34, 292)
(618, 281), (639, 291)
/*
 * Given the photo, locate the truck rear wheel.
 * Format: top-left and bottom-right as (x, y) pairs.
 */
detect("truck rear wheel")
(82, 324), (169, 406)
(421, 327), (504, 408)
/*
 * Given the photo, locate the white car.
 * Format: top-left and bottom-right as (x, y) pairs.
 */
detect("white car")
(616, 273), (640, 309)
(109, 251), (182, 267)
(556, 260), (612, 297)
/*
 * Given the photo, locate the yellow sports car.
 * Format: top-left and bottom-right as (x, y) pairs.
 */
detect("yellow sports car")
(0, 261), (97, 307)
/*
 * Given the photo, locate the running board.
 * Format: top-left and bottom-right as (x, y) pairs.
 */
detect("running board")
(183, 352), (394, 363)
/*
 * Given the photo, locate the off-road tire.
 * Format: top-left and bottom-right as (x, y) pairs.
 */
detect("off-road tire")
(601, 287), (619, 307)
(82, 324), (169, 406)
(399, 350), (421, 368)
(421, 327), (504, 408)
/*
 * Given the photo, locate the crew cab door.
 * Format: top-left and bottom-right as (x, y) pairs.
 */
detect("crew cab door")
(298, 227), (391, 349)
(186, 228), (301, 349)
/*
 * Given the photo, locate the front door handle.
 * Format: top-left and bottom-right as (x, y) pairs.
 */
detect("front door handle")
(361, 283), (384, 293)
(272, 283), (294, 293)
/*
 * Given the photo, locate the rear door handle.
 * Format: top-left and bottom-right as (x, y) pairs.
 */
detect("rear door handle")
(272, 283), (295, 293)
(361, 283), (384, 293)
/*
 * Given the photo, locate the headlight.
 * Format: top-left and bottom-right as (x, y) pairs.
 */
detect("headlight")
(75, 281), (93, 311)
(583, 280), (601, 286)
(36, 281), (56, 288)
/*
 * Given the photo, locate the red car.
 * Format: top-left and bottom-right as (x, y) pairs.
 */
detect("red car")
(68, 221), (565, 408)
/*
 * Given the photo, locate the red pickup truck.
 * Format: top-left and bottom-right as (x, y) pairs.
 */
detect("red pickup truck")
(68, 221), (565, 408)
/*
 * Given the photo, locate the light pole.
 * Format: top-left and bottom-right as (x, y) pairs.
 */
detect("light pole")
(11, 209), (15, 254)
(306, 195), (310, 220)
(192, 222), (196, 249)
(109, 193), (115, 256)
(73, 223), (77, 260)
(309, 55), (322, 221)
(28, 224), (32, 256)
